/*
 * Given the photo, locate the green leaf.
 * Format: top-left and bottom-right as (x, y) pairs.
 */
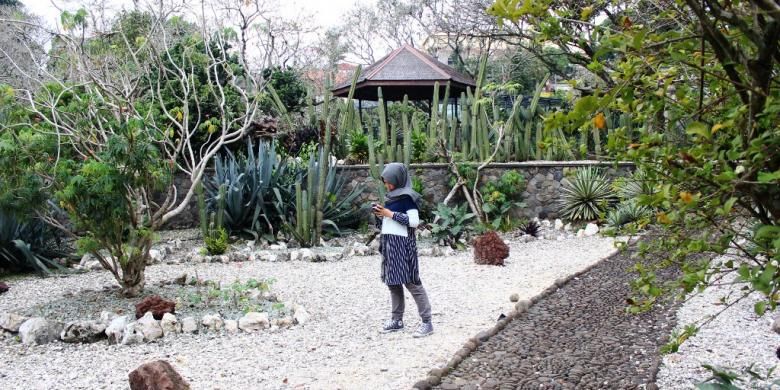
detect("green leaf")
(686, 122), (711, 140)
(754, 301), (767, 316)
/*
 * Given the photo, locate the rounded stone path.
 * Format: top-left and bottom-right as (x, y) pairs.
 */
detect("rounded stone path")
(432, 240), (680, 389)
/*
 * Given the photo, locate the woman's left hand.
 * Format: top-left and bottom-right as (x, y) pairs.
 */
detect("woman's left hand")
(373, 205), (393, 218)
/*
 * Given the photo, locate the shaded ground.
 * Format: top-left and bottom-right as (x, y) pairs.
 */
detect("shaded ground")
(436, 240), (680, 390)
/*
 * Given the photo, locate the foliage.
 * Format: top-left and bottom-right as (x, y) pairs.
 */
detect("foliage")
(430, 203), (475, 249)
(411, 129), (430, 163)
(205, 140), (281, 238)
(659, 324), (698, 354)
(182, 277), (283, 316)
(0, 6), (266, 296)
(481, 170), (526, 231)
(558, 167), (616, 222)
(606, 201), (653, 230)
(489, 0), (780, 322)
(696, 364), (779, 390)
(259, 67), (307, 115)
(0, 212), (66, 275)
(347, 129), (369, 163)
(204, 227), (228, 256)
(519, 219), (540, 237)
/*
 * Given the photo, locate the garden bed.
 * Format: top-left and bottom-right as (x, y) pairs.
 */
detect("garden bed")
(0, 229), (618, 389)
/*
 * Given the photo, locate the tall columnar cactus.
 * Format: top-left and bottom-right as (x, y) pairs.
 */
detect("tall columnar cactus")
(402, 95), (412, 167)
(429, 82), (440, 141)
(314, 88), (333, 245)
(367, 131), (386, 199)
(377, 87), (390, 162)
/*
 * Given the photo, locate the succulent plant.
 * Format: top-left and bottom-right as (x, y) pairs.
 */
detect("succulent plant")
(473, 231), (509, 266)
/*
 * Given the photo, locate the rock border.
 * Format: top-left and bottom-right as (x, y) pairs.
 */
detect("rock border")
(0, 304), (310, 347)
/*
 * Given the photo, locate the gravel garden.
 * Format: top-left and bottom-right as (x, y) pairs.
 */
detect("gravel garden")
(1, 225), (622, 389)
(1, 0), (779, 389)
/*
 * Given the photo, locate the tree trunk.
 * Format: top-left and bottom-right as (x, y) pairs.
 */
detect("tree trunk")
(120, 256), (146, 297)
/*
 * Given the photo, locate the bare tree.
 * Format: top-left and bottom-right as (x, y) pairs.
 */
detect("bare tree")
(1, 0), (267, 296)
(0, 2), (46, 90)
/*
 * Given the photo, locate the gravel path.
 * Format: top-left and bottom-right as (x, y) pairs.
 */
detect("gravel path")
(656, 254), (780, 389)
(434, 239), (680, 389)
(0, 235), (617, 389)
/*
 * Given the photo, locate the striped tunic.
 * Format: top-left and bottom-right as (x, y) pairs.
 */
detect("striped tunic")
(379, 196), (421, 285)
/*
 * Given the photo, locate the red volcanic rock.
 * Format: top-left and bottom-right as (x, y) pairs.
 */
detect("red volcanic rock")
(473, 231), (509, 266)
(129, 360), (190, 390)
(135, 295), (175, 320)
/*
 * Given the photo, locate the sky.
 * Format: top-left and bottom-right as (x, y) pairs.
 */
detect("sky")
(19, 0), (372, 31)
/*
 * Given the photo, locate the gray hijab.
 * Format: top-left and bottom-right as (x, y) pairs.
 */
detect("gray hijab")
(381, 163), (421, 205)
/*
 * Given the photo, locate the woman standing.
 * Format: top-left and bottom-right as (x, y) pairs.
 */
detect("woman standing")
(372, 163), (433, 338)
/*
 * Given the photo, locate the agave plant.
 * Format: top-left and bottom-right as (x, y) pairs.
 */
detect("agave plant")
(205, 139), (281, 237)
(0, 212), (67, 275)
(558, 167), (617, 221)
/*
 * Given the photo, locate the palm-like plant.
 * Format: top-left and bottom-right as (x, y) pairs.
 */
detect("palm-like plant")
(606, 201), (653, 228)
(558, 167), (617, 221)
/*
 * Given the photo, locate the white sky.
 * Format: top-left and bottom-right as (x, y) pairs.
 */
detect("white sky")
(20, 0), (373, 31)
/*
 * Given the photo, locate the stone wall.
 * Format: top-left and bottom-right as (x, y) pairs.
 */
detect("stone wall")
(338, 161), (634, 220)
(166, 161), (634, 229)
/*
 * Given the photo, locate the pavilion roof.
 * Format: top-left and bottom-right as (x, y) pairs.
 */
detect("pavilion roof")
(331, 45), (476, 101)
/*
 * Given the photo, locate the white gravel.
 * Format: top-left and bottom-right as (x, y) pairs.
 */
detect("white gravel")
(0, 235), (618, 389)
(656, 254), (780, 389)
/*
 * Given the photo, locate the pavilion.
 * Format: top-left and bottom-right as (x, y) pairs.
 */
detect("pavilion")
(331, 44), (476, 117)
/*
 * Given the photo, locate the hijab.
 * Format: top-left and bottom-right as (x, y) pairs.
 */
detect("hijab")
(381, 163), (422, 205)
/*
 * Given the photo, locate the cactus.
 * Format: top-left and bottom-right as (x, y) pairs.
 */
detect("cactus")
(402, 95), (411, 167)
(377, 87), (390, 162)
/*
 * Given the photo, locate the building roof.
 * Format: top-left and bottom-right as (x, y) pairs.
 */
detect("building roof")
(331, 44), (476, 101)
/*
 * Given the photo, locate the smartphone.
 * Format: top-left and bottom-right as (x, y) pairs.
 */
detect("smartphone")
(371, 203), (381, 211)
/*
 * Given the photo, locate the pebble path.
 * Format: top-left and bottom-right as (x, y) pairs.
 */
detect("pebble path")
(434, 241), (680, 390)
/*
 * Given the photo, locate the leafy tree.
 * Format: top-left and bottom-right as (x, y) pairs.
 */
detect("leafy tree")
(488, 0), (779, 321)
(259, 66), (307, 115)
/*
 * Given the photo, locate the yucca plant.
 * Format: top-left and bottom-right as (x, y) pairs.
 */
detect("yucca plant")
(614, 170), (657, 201)
(606, 201), (653, 229)
(558, 167), (617, 221)
(0, 212), (67, 275)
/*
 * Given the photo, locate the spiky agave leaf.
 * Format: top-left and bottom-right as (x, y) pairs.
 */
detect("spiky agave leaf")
(558, 167), (617, 221)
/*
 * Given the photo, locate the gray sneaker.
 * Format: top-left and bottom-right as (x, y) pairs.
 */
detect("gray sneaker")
(413, 321), (434, 338)
(380, 319), (404, 333)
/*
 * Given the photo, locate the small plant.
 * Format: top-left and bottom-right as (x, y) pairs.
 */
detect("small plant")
(696, 363), (779, 389)
(411, 129), (429, 163)
(430, 203), (476, 249)
(204, 227), (228, 255)
(606, 201), (652, 229)
(347, 129), (369, 163)
(519, 219), (540, 237)
(660, 324), (698, 354)
(558, 167), (616, 221)
(197, 182), (229, 255)
(481, 170), (526, 231)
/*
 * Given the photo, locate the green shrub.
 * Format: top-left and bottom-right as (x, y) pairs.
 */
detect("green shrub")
(558, 167), (616, 221)
(204, 226), (228, 255)
(481, 170), (526, 231)
(411, 129), (430, 162)
(606, 201), (653, 229)
(0, 212), (67, 275)
(347, 129), (369, 163)
(430, 203), (475, 249)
